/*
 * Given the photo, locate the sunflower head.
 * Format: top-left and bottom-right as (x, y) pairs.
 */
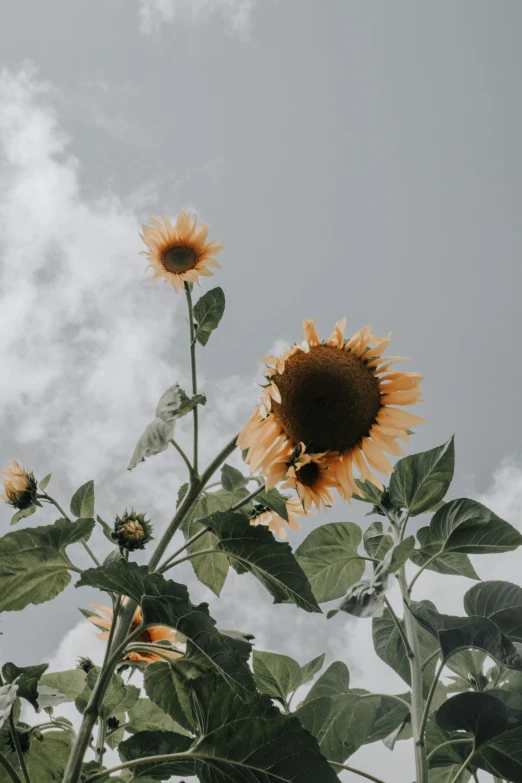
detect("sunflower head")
(0, 461), (38, 510)
(139, 210), (223, 293)
(238, 318), (424, 512)
(112, 510), (153, 551)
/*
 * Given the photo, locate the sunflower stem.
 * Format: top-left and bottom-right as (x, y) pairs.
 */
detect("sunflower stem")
(160, 547), (218, 572)
(328, 761), (388, 783)
(40, 492), (101, 567)
(8, 711), (30, 783)
(382, 595), (413, 659)
(184, 283), (199, 475)
(408, 549), (443, 595)
(0, 750), (23, 783)
(426, 738), (473, 763)
(94, 719), (107, 765)
(169, 439), (194, 478)
(419, 658), (445, 739)
(449, 750), (476, 783)
(229, 482), (266, 511)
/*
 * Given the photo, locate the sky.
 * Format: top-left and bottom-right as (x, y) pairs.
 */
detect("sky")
(1, 1), (522, 781)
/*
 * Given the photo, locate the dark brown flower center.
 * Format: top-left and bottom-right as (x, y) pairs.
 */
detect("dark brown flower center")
(162, 244), (197, 273)
(297, 462), (320, 487)
(136, 627), (153, 644)
(271, 345), (381, 453)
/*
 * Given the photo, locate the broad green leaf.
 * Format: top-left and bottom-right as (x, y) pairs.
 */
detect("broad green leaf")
(193, 286), (225, 346)
(252, 650), (302, 703)
(0, 518), (94, 612)
(297, 692), (380, 762)
(429, 765), (471, 782)
(464, 581), (522, 642)
(364, 694), (410, 746)
(445, 650), (488, 682)
(388, 437), (455, 516)
(218, 628), (255, 662)
(299, 654), (326, 686)
(353, 479), (385, 505)
(2, 662), (48, 710)
(75, 667), (139, 719)
(127, 697), (190, 737)
(70, 480), (95, 518)
(38, 473), (52, 491)
(363, 521), (393, 560)
(143, 662), (194, 732)
(155, 382), (206, 425)
(255, 488), (289, 521)
(429, 498), (522, 555)
(373, 607), (439, 694)
(192, 674), (339, 782)
(205, 511), (320, 613)
(0, 682), (18, 730)
(221, 463), (248, 491)
(10, 504), (37, 526)
(488, 670), (522, 710)
(412, 527), (480, 580)
(118, 730), (194, 779)
(304, 661), (350, 702)
(24, 730), (72, 782)
(411, 603), (522, 670)
(295, 522), (365, 603)
(388, 536), (415, 572)
(127, 417), (173, 471)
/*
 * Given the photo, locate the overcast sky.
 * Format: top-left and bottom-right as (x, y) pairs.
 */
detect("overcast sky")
(1, 2), (522, 781)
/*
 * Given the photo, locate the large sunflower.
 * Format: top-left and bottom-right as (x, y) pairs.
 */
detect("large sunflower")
(139, 209), (223, 293)
(88, 605), (182, 664)
(238, 318), (424, 511)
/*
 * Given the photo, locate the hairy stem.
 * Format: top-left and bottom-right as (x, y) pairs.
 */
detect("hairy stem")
(184, 283), (199, 475)
(329, 761), (388, 783)
(8, 712), (30, 783)
(0, 750), (23, 783)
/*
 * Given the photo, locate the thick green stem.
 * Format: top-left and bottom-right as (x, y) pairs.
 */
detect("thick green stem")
(329, 761), (388, 783)
(94, 719), (106, 765)
(8, 712), (30, 783)
(0, 750), (22, 783)
(184, 283), (199, 474)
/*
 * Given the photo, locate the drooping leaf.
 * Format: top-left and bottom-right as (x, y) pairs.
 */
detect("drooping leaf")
(127, 417), (174, 471)
(328, 580), (386, 619)
(388, 536), (416, 572)
(155, 382), (206, 426)
(127, 697), (190, 737)
(0, 518), (95, 612)
(411, 603), (522, 670)
(252, 650), (302, 703)
(10, 504), (37, 526)
(220, 464), (248, 491)
(0, 682), (18, 731)
(363, 521), (393, 560)
(304, 662), (350, 703)
(428, 498), (522, 555)
(193, 286), (226, 346)
(70, 480), (95, 518)
(412, 527), (480, 581)
(204, 511), (320, 613)
(295, 522), (365, 603)
(2, 662), (49, 711)
(464, 581), (522, 642)
(388, 437), (455, 516)
(254, 488), (289, 521)
(299, 654), (326, 687)
(143, 662), (194, 732)
(118, 730), (194, 780)
(191, 674), (339, 782)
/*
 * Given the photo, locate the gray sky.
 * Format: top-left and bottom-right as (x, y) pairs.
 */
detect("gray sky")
(1, 2), (522, 781)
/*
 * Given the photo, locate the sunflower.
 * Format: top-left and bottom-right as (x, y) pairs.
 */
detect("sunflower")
(112, 510), (153, 551)
(139, 209), (223, 293)
(88, 605), (182, 664)
(0, 460), (38, 510)
(250, 496), (313, 539)
(238, 318), (424, 511)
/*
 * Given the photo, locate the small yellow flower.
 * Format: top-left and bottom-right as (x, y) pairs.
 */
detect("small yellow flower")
(139, 210), (223, 293)
(88, 605), (182, 664)
(250, 496), (313, 539)
(0, 461), (38, 510)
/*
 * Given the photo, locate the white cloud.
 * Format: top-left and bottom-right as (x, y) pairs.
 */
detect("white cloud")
(139, 0), (257, 37)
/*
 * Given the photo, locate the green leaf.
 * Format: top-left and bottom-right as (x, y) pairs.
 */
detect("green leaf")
(0, 518), (94, 612)
(37, 669), (86, 709)
(299, 654), (326, 687)
(363, 521), (393, 560)
(75, 668), (139, 719)
(127, 697), (190, 737)
(255, 488), (289, 521)
(70, 480), (95, 518)
(221, 464), (248, 491)
(412, 527), (480, 580)
(38, 473), (52, 491)
(388, 536), (415, 572)
(155, 382), (206, 425)
(464, 581), (522, 642)
(353, 479), (385, 505)
(304, 661), (350, 703)
(10, 504), (37, 526)
(0, 682), (18, 730)
(191, 674), (339, 782)
(428, 498), (522, 555)
(295, 522), (365, 603)
(24, 730), (72, 782)
(127, 417), (173, 471)
(193, 286), (225, 346)
(329, 580), (386, 619)
(118, 731), (194, 779)
(364, 694), (410, 746)
(411, 603), (522, 670)
(388, 436), (455, 516)
(252, 650), (302, 703)
(143, 663), (194, 732)
(205, 511), (320, 612)
(297, 692), (380, 762)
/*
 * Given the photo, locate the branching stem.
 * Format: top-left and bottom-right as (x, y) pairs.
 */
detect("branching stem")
(184, 283), (199, 474)
(0, 750), (22, 783)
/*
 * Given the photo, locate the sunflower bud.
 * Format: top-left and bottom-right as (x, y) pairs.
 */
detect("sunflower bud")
(107, 717), (120, 731)
(0, 461), (38, 510)
(112, 510), (153, 551)
(77, 656), (95, 674)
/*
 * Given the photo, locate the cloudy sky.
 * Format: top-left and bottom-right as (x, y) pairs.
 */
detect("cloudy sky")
(1, 1), (522, 780)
